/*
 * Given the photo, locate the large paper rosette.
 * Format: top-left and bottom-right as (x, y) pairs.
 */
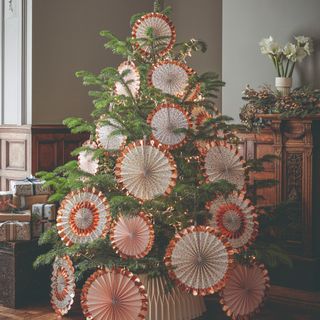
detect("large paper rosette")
(164, 225), (234, 296)
(201, 141), (246, 191)
(57, 188), (111, 246)
(81, 268), (148, 320)
(132, 12), (176, 57)
(148, 60), (200, 99)
(115, 140), (177, 201)
(115, 61), (140, 97)
(78, 140), (99, 175)
(96, 118), (127, 151)
(220, 263), (270, 320)
(206, 192), (258, 252)
(51, 256), (76, 316)
(147, 103), (191, 149)
(110, 212), (155, 259)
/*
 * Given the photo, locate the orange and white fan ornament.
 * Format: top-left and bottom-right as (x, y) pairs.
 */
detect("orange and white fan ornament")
(220, 262), (270, 320)
(115, 140), (177, 201)
(115, 61), (140, 97)
(110, 212), (155, 259)
(147, 103), (191, 150)
(57, 188), (111, 246)
(201, 141), (246, 191)
(81, 268), (148, 320)
(148, 60), (199, 100)
(50, 256), (76, 317)
(165, 225), (234, 296)
(132, 12), (176, 57)
(206, 192), (258, 252)
(78, 140), (99, 175)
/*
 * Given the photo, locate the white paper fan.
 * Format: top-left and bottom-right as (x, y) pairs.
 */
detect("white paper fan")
(115, 61), (140, 97)
(78, 140), (99, 175)
(57, 188), (111, 246)
(132, 12), (176, 57)
(115, 140), (177, 201)
(147, 103), (191, 149)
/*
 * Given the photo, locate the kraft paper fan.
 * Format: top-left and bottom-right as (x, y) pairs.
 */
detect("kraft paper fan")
(220, 263), (270, 320)
(51, 256), (76, 316)
(132, 12), (176, 57)
(115, 140), (177, 201)
(110, 212), (155, 259)
(148, 60), (199, 99)
(81, 268), (148, 320)
(206, 192), (258, 251)
(165, 225), (234, 296)
(147, 103), (191, 149)
(57, 188), (111, 246)
(96, 118), (127, 151)
(78, 140), (99, 175)
(202, 141), (246, 191)
(115, 61), (140, 97)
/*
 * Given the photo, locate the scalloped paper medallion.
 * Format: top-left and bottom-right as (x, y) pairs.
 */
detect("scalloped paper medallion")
(165, 225), (234, 296)
(115, 61), (140, 97)
(57, 188), (111, 246)
(147, 103), (191, 149)
(132, 12), (176, 57)
(115, 140), (177, 201)
(206, 192), (258, 251)
(51, 256), (76, 316)
(81, 268), (148, 320)
(78, 140), (99, 175)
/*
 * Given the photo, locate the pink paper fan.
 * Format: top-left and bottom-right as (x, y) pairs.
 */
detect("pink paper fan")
(220, 263), (270, 319)
(78, 140), (99, 175)
(115, 61), (140, 97)
(81, 268), (148, 320)
(110, 212), (155, 259)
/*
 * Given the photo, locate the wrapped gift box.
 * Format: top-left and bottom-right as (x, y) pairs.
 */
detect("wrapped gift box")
(0, 210), (31, 222)
(13, 195), (49, 210)
(0, 192), (13, 212)
(10, 178), (51, 196)
(0, 221), (31, 241)
(32, 203), (56, 238)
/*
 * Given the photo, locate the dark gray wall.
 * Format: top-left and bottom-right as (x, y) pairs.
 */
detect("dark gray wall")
(222, 0), (320, 121)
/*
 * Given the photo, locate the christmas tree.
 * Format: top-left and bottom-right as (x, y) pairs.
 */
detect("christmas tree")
(35, 3), (289, 319)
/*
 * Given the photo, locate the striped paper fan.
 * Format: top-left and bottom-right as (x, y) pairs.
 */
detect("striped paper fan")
(110, 212), (155, 259)
(50, 256), (75, 316)
(165, 225), (234, 296)
(220, 263), (270, 319)
(78, 140), (99, 175)
(147, 103), (191, 149)
(206, 192), (258, 251)
(57, 188), (111, 246)
(132, 12), (176, 57)
(115, 61), (140, 97)
(115, 140), (177, 201)
(81, 268), (148, 320)
(201, 141), (246, 191)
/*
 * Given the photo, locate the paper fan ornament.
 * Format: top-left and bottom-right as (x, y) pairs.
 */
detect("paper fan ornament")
(57, 188), (111, 246)
(164, 225), (234, 296)
(78, 140), (99, 175)
(147, 103), (191, 149)
(110, 212), (155, 259)
(201, 141), (246, 191)
(115, 140), (177, 201)
(148, 60), (199, 99)
(132, 12), (176, 57)
(51, 256), (76, 316)
(220, 263), (270, 319)
(206, 192), (258, 251)
(115, 61), (140, 97)
(96, 118), (127, 151)
(81, 268), (148, 320)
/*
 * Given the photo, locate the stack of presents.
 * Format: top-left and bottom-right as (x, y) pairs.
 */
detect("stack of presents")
(0, 177), (56, 242)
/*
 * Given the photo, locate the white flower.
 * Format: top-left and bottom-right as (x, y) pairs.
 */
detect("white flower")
(303, 41), (313, 55)
(294, 35), (310, 45)
(283, 43), (297, 62)
(259, 36), (281, 56)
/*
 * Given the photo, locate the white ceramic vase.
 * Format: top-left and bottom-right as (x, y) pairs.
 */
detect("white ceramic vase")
(275, 77), (292, 96)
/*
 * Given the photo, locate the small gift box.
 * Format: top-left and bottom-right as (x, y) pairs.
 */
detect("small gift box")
(13, 195), (49, 210)
(10, 177), (51, 196)
(0, 210), (31, 222)
(0, 221), (31, 241)
(32, 203), (56, 238)
(0, 191), (13, 212)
